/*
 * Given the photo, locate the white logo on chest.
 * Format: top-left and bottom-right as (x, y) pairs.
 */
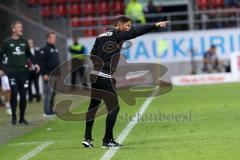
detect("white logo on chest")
(15, 47), (21, 52)
(12, 46), (24, 55)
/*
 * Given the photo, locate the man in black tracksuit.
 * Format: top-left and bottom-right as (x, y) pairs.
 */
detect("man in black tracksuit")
(0, 21), (40, 125)
(82, 15), (169, 148)
(40, 32), (60, 117)
(27, 38), (41, 102)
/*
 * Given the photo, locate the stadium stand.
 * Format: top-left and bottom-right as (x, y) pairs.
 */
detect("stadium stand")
(26, 0), (124, 36)
(196, 0), (208, 10)
(22, 0), (240, 37)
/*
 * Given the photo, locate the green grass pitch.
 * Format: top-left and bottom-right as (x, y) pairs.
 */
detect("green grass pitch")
(1, 83), (240, 160)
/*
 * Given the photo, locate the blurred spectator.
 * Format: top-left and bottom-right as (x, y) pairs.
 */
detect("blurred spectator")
(200, 13), (209, 29)
(27, 39), (41, 103)
(40, 32), (60, 117)
(224, 0), (240, 8)
(0, 69), (11, 116)
(208, 7), (225, 29)
(69, 36), (87, 90)
(144, 0), (162, 23)
(202, 45), (225, 73)
(125, 0), (146, 24)
(215, 7), (225, 28)
(224, 0), (239, 28)
(145, 0), (158, 14)
(0, 21), (40, 125)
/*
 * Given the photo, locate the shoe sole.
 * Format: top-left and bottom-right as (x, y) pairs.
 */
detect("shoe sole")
(82, 142), (93, 148)
(101, 145), (122, 148)
(43, 114), (56, 118)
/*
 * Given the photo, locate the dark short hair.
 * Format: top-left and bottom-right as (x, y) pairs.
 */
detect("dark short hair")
(46, 31), (56, 39)
(10, 20), (22, 29)
(113, 15), (132, 26)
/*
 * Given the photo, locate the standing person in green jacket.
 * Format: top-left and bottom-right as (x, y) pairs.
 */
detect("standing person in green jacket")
(69, 36), (87, 90)
(0, 21), (40, 125)
(125, 0), (146, 24)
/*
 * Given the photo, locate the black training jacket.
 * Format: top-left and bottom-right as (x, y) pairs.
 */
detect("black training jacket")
(0, 37), (36, 72)
(90, 24), (157, 75)
(40, 43), (60, 75)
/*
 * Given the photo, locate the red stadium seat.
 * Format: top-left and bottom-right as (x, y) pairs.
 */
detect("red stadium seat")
(70, 17), (81, 27)
(99, 15), (111, 25)
(55, 4), (68, 16)
(84, 2), (95, 15)
(39, 0), (52, 5)
(112, 1), (124, 14)
(41, 5), (52, 17)
(84, 29), (97, 37)
(210, 0), (224, 8)
(98, 27), (109, 34)
(97, 1), (110, 15)
(79, 16), (96, 26)
(197, 0), (209, 10)
(70, 4), (81, 16)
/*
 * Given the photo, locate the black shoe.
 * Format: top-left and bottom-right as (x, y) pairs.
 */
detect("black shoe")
(19, 119), (29, 125)
(82, 138), (94, 148)
(28, 97), (33, 103)
(11, 119), (17, 125)
(36, 95), (41, 102)
(102, 139), (122, 148)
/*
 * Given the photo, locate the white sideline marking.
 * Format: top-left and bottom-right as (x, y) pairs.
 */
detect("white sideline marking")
(17, 141), (54, 160)
(100, 91), (158, 160)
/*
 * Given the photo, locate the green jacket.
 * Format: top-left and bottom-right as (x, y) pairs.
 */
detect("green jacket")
(69, 43), (85, 59)
(125, 0), (146, 24)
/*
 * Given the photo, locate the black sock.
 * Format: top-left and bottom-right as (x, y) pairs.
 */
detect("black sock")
(103, 107), (119, 142)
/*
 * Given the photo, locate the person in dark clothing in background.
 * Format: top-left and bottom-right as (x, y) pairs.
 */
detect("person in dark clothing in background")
(145, 0), (162, 23)
(69, 36), (87, 90)
(0, 58), (12, 116)
(40, 32), (60, 117)
(202, 45), (225, 73)
(0, 21), (40, 125)
(27, 38), (41, 103)
(82, 15), (170, 148)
